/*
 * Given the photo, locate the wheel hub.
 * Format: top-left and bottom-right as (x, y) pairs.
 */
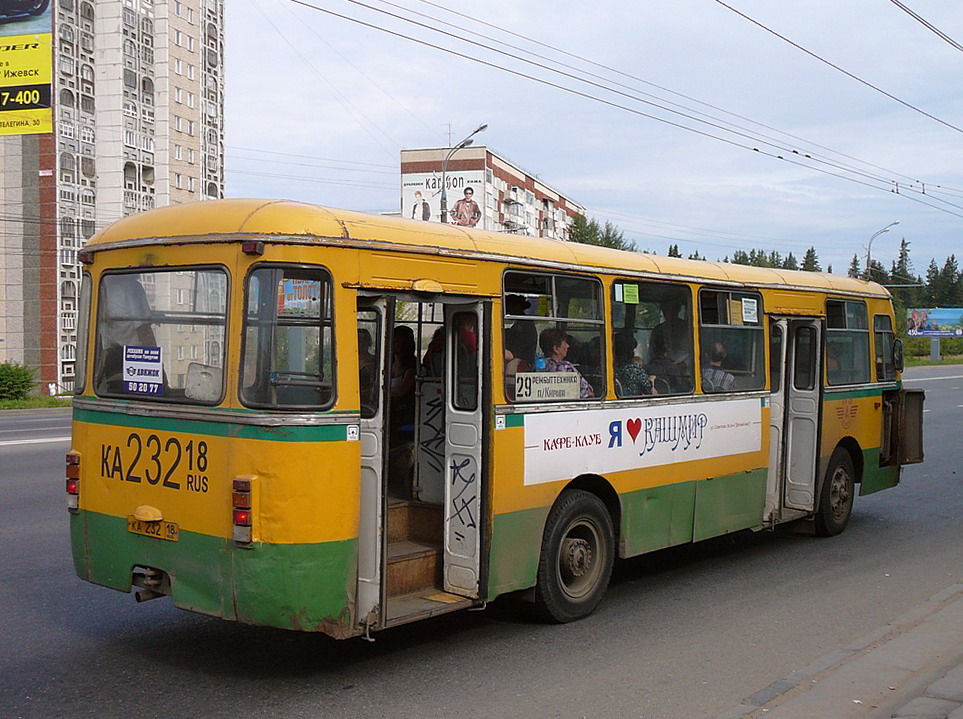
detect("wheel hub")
(562, 537), (592, 578)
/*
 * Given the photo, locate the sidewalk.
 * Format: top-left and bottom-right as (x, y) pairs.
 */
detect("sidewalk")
(713, 584), (963, 719)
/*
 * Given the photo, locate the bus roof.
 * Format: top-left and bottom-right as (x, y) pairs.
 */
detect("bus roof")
(89, 198), (890, 298)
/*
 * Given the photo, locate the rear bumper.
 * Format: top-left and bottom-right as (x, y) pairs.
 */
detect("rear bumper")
(71, 510), (359, 637)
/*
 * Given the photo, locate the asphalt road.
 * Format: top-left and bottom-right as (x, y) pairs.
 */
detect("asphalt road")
(0, 366), (959, 719)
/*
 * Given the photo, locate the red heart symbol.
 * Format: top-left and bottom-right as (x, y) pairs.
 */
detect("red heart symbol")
(626, 418), (642, 442)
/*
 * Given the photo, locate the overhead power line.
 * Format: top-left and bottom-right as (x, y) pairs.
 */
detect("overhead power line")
(409, 0), (963, 201)
(888, 0), (963, 54)
(710, 0), (963, 135)
(288, 0), (963, 220)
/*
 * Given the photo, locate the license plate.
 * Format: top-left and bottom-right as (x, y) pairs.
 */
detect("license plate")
(127, 516), (179, 542)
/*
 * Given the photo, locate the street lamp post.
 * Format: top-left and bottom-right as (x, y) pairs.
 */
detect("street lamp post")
(865, 221), (900, 280)
(440, 123), (487, 223)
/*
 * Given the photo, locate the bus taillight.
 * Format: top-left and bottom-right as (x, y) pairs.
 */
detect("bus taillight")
(232, 476), (254, 545)
(66, 452), (81, 511)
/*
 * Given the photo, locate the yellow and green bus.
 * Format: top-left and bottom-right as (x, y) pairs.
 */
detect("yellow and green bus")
(67, 199), (924, 638)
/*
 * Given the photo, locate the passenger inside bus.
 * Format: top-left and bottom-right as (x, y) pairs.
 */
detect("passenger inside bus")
(614, 333), (654, 396)
(647, 334), (686, 394)
(389, 325), (417, 440)
(421, 327), (444, 377)
(358, 328), (377, 410)
(651, 298), (691, 366)
(701, 341), (736, 392)
(538, 327), (594, 398)
(98, 274), (157, 392)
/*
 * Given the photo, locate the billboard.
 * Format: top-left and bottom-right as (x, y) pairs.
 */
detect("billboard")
(907, 308), (963, 337)
(401, 170), (486, 228)
(0, 2), (53, 137)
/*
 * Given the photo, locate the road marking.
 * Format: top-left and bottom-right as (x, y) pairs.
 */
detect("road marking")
(0, 436), (71, 447)
(903, 374), (963, 383)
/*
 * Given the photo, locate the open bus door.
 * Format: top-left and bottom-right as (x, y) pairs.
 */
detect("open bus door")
(356, 297), (392, 631)
(767, 317), (822, 521)
(442, 301), (488, 598)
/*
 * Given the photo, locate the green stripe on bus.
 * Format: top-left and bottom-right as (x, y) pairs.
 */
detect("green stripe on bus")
(860, 446), (900, 495)
(502, 413), (525, 428)
(72, 510), (357, 634)
(73, 408), (350, 442)
(487, 469), (767, 598)
(823, 387), (885, 400)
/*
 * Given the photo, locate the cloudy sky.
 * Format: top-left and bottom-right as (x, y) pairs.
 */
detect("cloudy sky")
(225, 0), (963, 275)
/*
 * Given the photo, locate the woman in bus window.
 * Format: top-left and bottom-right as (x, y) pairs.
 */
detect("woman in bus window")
(614, 333), (654, 396)
(538, 327), (594, 398)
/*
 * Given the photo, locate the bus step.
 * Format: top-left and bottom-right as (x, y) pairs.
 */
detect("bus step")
(387, 500), (443, 544)
(386, 540), (442, 597)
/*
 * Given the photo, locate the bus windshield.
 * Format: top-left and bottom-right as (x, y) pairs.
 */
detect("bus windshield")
(93, 268), (228, 403)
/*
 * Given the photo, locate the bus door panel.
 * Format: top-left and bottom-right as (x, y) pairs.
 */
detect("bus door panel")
(782, 319), (821, 511)
(356, 297), (392, 629)
(765, 318), (788, 522)
(442, 301), (486, 598)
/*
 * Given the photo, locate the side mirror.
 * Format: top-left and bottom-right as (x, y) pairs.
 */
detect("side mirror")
(893, 339), (904, 373)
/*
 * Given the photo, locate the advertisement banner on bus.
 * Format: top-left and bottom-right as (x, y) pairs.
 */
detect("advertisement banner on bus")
(523, 397), (763, 485)
(401, 170), (486, 228)
(0, 3), (52, 137)
(906, 308), (963, 337)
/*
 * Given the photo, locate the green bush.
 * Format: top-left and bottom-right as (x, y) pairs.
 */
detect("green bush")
(0, 362), (37, 400)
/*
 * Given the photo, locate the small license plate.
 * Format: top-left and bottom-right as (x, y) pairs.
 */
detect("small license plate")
(127, 516), (179, 542)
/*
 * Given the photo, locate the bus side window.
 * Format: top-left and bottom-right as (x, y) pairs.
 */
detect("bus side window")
(611, 280), (693, 397)
(826, 299), (870, 385)
(874, 314), (897, 382)
(503, 272), (604, 402)
(698, 289), (765, 393)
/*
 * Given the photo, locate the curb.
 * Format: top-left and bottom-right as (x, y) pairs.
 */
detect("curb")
(711, 584), (963, 719)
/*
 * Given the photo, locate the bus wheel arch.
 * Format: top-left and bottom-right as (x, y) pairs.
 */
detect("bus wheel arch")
(815, 444), (858, 537)
(533, 477), (618, 623)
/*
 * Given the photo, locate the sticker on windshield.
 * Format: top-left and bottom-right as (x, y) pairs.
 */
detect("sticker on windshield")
(123, 346), (164, 395)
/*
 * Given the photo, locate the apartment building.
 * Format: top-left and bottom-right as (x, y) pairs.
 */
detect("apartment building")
(0, 0), (224, 393)
(400, 146), (585, 239)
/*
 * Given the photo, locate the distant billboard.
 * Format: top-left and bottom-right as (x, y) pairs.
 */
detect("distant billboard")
(401, 170), (486, 228)
(0, 2), (53, 137)
(907, 308), (963, 337)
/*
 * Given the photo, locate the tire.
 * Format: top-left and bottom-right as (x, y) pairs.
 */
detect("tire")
(534, 489), (615, 623)
(27, 0), (50, 15)
(814, 448), (855, 536)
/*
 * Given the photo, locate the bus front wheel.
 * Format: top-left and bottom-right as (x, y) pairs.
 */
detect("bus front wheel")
(815, 448), (855, 536)
(534, 489), (614, 623)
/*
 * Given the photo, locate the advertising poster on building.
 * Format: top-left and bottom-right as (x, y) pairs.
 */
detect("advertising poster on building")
(907, 308), (963, 337)
(0, 3), (53, 136)
(402, 170), (486, 228)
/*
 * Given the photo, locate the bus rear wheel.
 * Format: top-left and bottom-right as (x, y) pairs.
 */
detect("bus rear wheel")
(815, 448), (855, 536)
(534, 489), (614, 623)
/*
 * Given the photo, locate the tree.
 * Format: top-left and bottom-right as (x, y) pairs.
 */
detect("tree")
(801, 246), (821, 272)
(937, 255), (962, 306)
(782, 252), (798, 271)
(688, 250), (705, 261)
(867, 259), (889, 285)
(667, 244), (682, 258)
(923, 259), (941, 305)
(848, 254), (861, 278)
(568, 215), (635, 251)
(889, 238), (919, 307)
